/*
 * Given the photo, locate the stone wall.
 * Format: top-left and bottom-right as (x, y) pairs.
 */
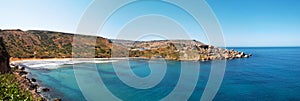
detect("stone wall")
(0, 37), (10, 74)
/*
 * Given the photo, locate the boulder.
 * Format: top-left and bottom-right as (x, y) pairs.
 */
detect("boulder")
(9, 63), (17, 68)
(18, 70), (28, 76)
(240, 52), (245, 56)
(236, 54), (242, 58)
(54, 98), (62, 101)
(29, 84), (38, 90)
(42, 88), (50, 92)
(31, 78), (37, 82)
(18, 65), (25, 70)
(21, 75), (27, 78)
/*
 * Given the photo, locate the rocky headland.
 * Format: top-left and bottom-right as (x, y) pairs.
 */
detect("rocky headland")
(113, 39), (252, 61)
(0, 29), (251, 61)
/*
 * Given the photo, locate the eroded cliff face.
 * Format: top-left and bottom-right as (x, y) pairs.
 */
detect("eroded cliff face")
(0, 37), (10, 74)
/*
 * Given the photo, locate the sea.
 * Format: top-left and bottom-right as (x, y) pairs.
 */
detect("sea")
(22, 47), (300, 101)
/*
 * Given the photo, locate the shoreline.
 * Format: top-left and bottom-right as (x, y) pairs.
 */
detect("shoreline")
(11, 65), (47, 101)
(9, 57), (148, 62)
(10, 58), (72, 63)
(11, 63), (63, 101)
(9, 56), (251, 100)
(10, 53), (252, 63)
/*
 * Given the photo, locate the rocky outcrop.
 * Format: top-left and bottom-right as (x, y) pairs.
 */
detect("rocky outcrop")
(41, 88), (50, 92)
(125, 40), (252, 61)
(0, 37), (10, 74)
(13, 65), (46, 101)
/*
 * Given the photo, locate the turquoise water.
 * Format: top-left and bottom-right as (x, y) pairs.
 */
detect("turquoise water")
(27, 47), (300, 101)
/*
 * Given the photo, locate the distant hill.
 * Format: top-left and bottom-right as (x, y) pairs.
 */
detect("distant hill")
(0, 29), (250, 60)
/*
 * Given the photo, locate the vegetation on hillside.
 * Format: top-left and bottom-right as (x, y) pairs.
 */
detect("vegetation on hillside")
(0, 30), (112, 58)
(0, 29), (251, 60)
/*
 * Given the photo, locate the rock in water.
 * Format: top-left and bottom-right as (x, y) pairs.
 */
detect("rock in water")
(54, 98), (62, 101)
(29, 84), (38, 90)
(18, 65), (25, 70)
(42, 88), (50, 92)
(31, 78), (37, 82)
(0, 37), (10, 74)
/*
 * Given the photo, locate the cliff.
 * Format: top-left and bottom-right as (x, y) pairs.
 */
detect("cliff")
(0, 37), (10, 74)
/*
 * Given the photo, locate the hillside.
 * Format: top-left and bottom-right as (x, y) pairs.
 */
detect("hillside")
(0, 29), (250, 60)
(0, 29), (111, 58)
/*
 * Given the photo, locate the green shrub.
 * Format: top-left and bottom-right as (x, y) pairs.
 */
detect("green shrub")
(0, 73), (34, 100)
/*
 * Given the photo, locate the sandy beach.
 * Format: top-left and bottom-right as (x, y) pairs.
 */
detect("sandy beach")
(10, 58), (72, 63)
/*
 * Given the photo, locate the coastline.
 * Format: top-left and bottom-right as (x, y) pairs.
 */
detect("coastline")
(9, 55), (251, 100)
(10, 58), (72, 63)
(10, 57), (147, 62)
(10, 65), (47, 101)
(10, 62), (62, 101)
(9, 57), (130, 100)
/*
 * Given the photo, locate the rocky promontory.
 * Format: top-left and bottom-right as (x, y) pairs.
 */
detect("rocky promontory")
(113, 40), (252, 61)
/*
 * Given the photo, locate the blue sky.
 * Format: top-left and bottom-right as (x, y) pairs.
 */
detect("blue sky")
(0, 0), (299, 47)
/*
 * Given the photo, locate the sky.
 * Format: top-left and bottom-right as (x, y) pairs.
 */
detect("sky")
(0, 0), (299, 47)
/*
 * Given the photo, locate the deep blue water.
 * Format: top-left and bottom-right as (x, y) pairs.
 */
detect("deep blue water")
(27, 47), (300, 101)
